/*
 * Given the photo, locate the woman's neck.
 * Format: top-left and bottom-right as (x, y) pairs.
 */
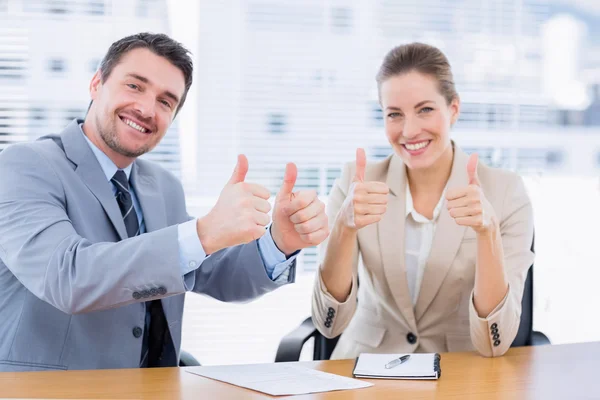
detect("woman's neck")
(407, 143), (454, 197)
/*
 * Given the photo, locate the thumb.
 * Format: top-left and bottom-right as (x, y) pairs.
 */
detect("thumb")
(353, 148), (366, 183)
(278, 162), (297, 196)
(467, 153), (480, 186)
(227, 154), (248, 184)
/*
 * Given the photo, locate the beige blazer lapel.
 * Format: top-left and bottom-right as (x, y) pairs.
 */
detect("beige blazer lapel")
(378, 154), (417, 331)
(414, 145), (470, 322)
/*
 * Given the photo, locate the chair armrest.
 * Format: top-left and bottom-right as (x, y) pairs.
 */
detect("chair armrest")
(275, 317), (318, 362)
(531, 331), (551, 346)
(179, 349), (201, 366)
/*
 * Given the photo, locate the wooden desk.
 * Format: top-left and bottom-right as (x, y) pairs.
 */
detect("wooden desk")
(1, 342), (597, 399)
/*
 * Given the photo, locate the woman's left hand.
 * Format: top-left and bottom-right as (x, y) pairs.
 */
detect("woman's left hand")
(445, 153), (498, 235)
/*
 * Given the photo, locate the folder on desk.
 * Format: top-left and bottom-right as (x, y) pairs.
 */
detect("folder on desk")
(353, 353), (441, 380)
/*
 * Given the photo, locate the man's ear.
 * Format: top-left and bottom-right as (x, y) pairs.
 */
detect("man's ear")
(89, 69), (102, 101)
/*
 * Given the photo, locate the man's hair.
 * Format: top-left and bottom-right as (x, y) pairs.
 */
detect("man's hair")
(90, 32), (193, 116)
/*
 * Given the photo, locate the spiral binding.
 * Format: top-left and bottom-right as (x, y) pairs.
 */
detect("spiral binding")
(434, 353), (442, 378)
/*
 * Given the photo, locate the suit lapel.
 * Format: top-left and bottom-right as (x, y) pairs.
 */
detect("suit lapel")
(414, 145), (469, 322)
(378, 154), (417, 331)
(129, 162), (167, 233)
(60, 120), (128, 241)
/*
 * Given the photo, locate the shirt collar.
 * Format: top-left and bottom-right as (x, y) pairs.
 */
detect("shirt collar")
(79, 124), (132, 182)
(405, 182), (446, 223)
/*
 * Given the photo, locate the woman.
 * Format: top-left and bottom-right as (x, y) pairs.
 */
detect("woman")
(312, 42), (534, 358)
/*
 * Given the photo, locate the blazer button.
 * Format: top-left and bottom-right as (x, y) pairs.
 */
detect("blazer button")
(406, 332), (417, 344)
(493, 340), (501, 347)
(132, 292), (141, 300)
(491, 323), (498, 330)
(158, 287), (167, 295)
(491, 328), (499, 335)
(150, 288), (158, 296)
(141, 290), (150, 298)
(132, 327), (143, 338)
(324, 321), (332, 328)
(327, 310), (335, 318)
(493, 334), (500, 340)
(328, 307), (335, 313)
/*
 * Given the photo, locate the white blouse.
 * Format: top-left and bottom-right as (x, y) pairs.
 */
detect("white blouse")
(404, 183), (446, 305)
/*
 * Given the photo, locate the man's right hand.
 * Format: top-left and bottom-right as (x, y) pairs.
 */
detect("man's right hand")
(196, 154), (272, 254)
(338, 148), (389, 230)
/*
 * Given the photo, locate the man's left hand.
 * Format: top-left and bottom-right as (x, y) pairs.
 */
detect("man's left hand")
(271, 163), (330, 256)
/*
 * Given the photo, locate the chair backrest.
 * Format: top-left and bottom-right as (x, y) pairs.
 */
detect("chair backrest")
(313, 331), (340, 361)
(511, 233), (536, 347)
(510, 266), (534, 347)
(314, 233), (536, 359)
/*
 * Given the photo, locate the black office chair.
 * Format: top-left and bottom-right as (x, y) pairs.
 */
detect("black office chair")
(275, 235), (550, 362)
(179, 350), (201, 366)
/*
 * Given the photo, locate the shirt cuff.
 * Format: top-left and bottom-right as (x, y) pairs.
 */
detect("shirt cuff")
(257, 226), (300, 280)
(178, 219), (208, 288)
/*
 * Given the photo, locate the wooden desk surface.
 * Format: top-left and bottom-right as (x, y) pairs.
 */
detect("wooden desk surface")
(1, 341), (597, 399)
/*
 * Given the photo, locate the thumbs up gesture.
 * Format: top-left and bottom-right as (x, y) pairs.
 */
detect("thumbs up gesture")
(271, 163), (330, 256)
(445, 153), (497, 234)
(196, 154), (272, 254)
(339, 148), (390, 230)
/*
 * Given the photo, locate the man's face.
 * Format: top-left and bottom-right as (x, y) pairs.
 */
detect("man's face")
(88, 48), (185, 164)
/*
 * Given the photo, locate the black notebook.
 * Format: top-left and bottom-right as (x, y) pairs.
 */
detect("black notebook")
(352, 353), (441, 380)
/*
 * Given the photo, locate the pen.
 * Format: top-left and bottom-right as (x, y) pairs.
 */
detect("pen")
(385, 354), (411, 369)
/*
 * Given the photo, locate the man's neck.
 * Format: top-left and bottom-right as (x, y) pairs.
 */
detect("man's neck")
(81, 118), (134, 169)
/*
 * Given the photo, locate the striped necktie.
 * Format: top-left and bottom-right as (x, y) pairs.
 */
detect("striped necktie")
(111, 170), (139, 238)
(111, 170), (168, 367)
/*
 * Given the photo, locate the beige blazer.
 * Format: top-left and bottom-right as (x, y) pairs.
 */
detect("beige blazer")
(312, 145), (534, 358)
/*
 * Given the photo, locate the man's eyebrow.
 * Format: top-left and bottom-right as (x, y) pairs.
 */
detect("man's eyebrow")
(163, 90), (180, 105)
(126, 73), (149, 83)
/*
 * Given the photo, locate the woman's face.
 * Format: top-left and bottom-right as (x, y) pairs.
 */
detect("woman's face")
(380, 71), (459, 171)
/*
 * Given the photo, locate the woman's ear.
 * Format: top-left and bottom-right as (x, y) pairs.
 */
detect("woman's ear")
(449, 96), (460, 126)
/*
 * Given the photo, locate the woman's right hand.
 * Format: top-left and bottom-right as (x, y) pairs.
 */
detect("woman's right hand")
(338, 148), (390, 230)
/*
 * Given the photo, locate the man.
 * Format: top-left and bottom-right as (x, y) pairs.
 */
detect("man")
(0, 33), (329, 371)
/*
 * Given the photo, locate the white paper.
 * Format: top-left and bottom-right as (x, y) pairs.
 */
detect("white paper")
(354, 353), (439, 379)
(186, 362), (373, 396)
